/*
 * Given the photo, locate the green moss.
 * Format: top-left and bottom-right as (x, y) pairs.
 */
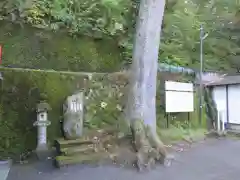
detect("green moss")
(55, 152), (108, 167)
(0, 68), (77, 159)
(0, 21), (123, 72)
(0, 68), (126, 159)
(0, 67), (206, 159)
(158, 127), (206, 143)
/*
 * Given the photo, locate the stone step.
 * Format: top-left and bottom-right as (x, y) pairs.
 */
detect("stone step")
(55, 135), (114, 154)
(61, 145), (97, 156)
(54, 138), (94, 153)
(54, 152), (110, 168)
(55, 138), (94, 147)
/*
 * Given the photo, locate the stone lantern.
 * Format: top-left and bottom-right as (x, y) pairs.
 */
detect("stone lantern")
(33, 102), (51, 160)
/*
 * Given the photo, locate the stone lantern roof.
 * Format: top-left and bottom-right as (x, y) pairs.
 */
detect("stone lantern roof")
(37, 102), (51, 113)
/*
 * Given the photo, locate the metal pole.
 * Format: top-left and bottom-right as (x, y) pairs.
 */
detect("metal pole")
(199, 25), (204, 126)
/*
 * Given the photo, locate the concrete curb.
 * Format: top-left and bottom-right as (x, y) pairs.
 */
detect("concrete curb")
(0, 159), (12, 180)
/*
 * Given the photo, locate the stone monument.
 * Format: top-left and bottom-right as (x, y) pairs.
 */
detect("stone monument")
(33, 102), (51, 160)
(63, 91), (84, 140)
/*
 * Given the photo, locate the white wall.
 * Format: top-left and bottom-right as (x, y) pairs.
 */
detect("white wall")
(228, 84), (240, 124)
(212, 86), (227, 123)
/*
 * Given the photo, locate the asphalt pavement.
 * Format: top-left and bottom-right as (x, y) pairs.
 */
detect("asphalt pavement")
(7, 138), (240, 180)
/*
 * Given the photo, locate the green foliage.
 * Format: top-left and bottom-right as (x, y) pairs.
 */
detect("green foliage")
(156, 73), (200, 129)
(161, 0), (240, 71)
(0, 0), (232, 159)
(0, 0), (134, 63)
(1, 0), (240, 71)
(0, 68), (129, 159)
(204, 87), (217, 129)
(0, 0), (131, 36)
(158, 127), (206, 143)
(0, 0), (136, 69)
(0, 68), (79, 159)
(84, 77), (125, 128)
(0, 68), (203, 159)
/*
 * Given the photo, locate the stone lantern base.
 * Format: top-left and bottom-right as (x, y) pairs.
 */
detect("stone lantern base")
(36, 144), (51, 161)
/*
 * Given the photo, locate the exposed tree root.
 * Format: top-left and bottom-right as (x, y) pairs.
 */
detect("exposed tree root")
(54, 124), (173, 171)
(131, 120), (173, 171)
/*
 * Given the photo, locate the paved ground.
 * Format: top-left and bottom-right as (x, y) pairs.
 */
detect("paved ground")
(0, 164), (10, 180)
(6, 138), (240, 180)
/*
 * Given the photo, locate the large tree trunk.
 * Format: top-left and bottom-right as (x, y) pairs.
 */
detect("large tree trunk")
(127, 0), (166, 130)
(125, 0), (172, 171)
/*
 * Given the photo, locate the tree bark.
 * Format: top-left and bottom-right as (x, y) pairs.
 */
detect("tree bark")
(125, 0), (171, 171)
(126, 0), (166, 130)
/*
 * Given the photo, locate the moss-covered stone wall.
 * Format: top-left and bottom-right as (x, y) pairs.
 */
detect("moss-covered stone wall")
(0, 21), (124, 72)
(0, 68), (128, 159)
(0, 68), (204, 160)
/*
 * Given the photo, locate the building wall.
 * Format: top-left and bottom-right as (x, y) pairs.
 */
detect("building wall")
(212, 84), (240, 126)
(212, 85), (227, 123)
(228, 84), (240, 124)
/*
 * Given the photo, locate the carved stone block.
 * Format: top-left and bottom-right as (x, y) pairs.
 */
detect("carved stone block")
(63, 92), (84, 140)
